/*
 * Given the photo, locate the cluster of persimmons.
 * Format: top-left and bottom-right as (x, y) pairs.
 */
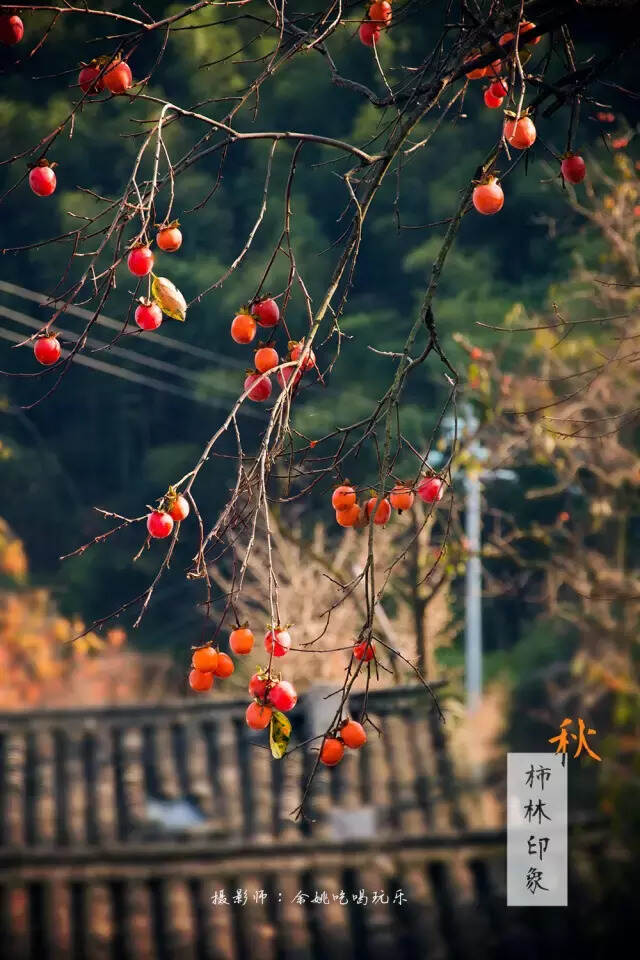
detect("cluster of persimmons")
(187, 622), (372, 765)
(463, 19), (587, 216)
(229, 298), (316, 402)
(331, 476), (445, 528)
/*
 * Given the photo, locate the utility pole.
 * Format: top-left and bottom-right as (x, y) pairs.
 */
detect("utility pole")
(427, 404), (486, 712)
(464, 468), (483, 711)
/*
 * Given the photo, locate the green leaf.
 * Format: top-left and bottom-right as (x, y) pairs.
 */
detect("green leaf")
(269, 708), (292, 759)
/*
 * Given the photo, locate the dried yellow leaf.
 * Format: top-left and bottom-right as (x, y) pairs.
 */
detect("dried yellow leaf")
(269, 708), (292, 759)
(151, 275), (187, 322)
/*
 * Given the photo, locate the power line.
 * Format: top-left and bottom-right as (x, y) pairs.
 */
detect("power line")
(0, 325), (265, 418)
(0, 303), (245, 398)
(0, 280), (371, 410)
(0, 279), (247, 369)
(0, 280), (376, 419)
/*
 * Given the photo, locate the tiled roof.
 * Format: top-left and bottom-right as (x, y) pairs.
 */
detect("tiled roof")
(0, 685), (461, 852)
(0, 686), (596, 959)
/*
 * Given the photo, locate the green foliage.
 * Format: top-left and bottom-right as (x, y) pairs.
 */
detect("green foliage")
(0, 2), (637, 649)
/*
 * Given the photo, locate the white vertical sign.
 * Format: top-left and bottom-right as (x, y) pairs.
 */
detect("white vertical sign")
(507, 753), (567, 906)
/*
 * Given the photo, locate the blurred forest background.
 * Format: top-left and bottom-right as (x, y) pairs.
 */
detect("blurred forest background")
(0, 0), (638, 848)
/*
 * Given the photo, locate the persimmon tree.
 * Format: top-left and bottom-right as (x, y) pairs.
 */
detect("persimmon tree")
(454, 153), (639, 803)
(1, 0), (638, 813)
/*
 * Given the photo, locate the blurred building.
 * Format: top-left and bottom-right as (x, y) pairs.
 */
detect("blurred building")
(0, 686), (619, 959)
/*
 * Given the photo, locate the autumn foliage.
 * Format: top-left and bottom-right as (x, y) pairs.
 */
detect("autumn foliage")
(0, 518), (173, 709)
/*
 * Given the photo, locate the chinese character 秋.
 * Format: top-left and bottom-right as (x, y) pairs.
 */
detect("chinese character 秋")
(549, 717), (601, 765)
(525, 867), (549, 895)
(527, 835), (550, 861)
(523, 798), (551, 824)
